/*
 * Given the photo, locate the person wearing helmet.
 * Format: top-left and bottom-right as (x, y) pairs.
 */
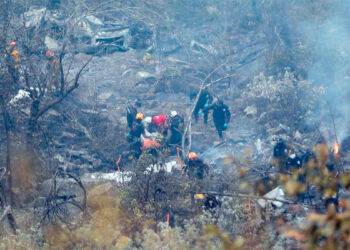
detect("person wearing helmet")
(46, 50), (61, 90)
(126, 113), (145, 159)
(204, 194), (221, 210)
(142, 116), (160, 140)
(189, 90), (213, 124)
(185, 152), (209, 179)
(152, 114), (169, 136)
(6, 41), (19, 66)
(5, 41), (20, 81)
(126, 100), (141, 130)
(272, 138), (289, 173)
(167, 110), (184, 147)
(128, 112), (145, 141)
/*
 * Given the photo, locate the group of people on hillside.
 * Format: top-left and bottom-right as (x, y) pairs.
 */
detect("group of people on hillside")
(124, 91), (231, 179)
(125, 100), (185, 159)
(124, 92), (229, 210)
(190, 90), (231, 139)
(125, 90), (231, 154)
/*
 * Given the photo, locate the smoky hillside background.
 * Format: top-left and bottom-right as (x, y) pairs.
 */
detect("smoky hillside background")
(0, 0), (350, 249)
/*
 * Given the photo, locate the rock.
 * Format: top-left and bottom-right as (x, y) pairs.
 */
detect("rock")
(45, 36), (60, 50)
(137, 71), (153, 79)
(119, 117), (127, 126)
(46, 109), (61, 117)
(244, 105), (257, 116)
(294, 131), (302, 140)
(85, 15), (103, 26)
(190, 40), (217, 55)
(93, 159), (102, 168)
(24, 8), (46, 27)
(9, 89), (30, 105)
(98, 92), (112, 102)
(54, 154), (65, 164)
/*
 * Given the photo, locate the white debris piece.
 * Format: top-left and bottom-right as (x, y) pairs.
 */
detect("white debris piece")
(244, 105), (257, 116)
(190, 40), (217, 54)
(45, 36), (60, 50)
(84, 161), (177, 184)
(145, 161), (177, 174)
(86, 15), (103, 26)
(24, 8), (46, 27)
(137, 71), (154, 79)
(90, 172), (133, 183)
(9, 90), (30, 105)
(257, 186), (285, 208)
(294, 131), (302, 140)
(255, 139), (262, 154)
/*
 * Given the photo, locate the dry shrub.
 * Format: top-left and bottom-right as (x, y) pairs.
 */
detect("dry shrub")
(43, 183), (154, 249)
(243, 70), (324, 126)
(0, 225), (45, 249)
(280, 142), (350, 248)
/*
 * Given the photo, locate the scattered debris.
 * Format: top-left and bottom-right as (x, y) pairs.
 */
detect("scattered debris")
(244, 105), (257, 116)
(257, 186), (285, 208)
(9, 90), (30, 105)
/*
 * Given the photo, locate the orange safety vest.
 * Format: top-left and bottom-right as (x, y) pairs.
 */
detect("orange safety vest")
(142, 139), (160, 150)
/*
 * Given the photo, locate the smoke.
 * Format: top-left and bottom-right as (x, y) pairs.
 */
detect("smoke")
(301, 1), (350, 142)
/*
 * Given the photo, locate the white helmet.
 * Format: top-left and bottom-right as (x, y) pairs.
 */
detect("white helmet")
(170, 110), (178, 118)
(143, 116), (152, 124)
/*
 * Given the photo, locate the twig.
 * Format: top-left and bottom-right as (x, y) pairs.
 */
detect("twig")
(326, 101), (338, 144)
(0, 206), (10, 222)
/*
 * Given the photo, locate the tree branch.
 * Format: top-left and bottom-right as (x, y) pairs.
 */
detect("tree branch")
(34, 56), (93, 121)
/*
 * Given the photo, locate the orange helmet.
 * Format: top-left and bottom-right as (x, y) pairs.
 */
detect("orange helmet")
(46, 50), (55, 58)
(10, 41), (16, 47)
(188, 152), (198, 160)
(136, 112), (144, 120)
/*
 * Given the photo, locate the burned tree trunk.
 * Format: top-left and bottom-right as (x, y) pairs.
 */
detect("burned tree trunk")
(0, 95), (17, 233)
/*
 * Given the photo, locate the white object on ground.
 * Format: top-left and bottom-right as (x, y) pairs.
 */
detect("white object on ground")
(89, 172), (133, 183)
(45, 36), (60, 50)
(9, 90), (30, 105)
(86, 161), (177, 184)
(255, 139), (262, 154)
(244, 105), (257, 116)
(257, 186), (285, 208)
(145, 161), (177, 174)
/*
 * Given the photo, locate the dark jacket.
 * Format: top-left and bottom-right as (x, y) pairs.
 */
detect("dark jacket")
(130, 120), (145, 139)
(126, 105), (138, 129)
(185, 158), (209, 179)
(273, 139), (288, 158)
(192, 91), (213, 116)
(169, 115), (184, 130)
(167, 115), (185, 146)
(212, 102), (230, 129)
(204, 195), (221, 210)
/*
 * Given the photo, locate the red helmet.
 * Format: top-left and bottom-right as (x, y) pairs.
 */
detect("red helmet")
(153, 115), (167, 126)
(152, 115), (161, 125)
(46, 50), (55, 58)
